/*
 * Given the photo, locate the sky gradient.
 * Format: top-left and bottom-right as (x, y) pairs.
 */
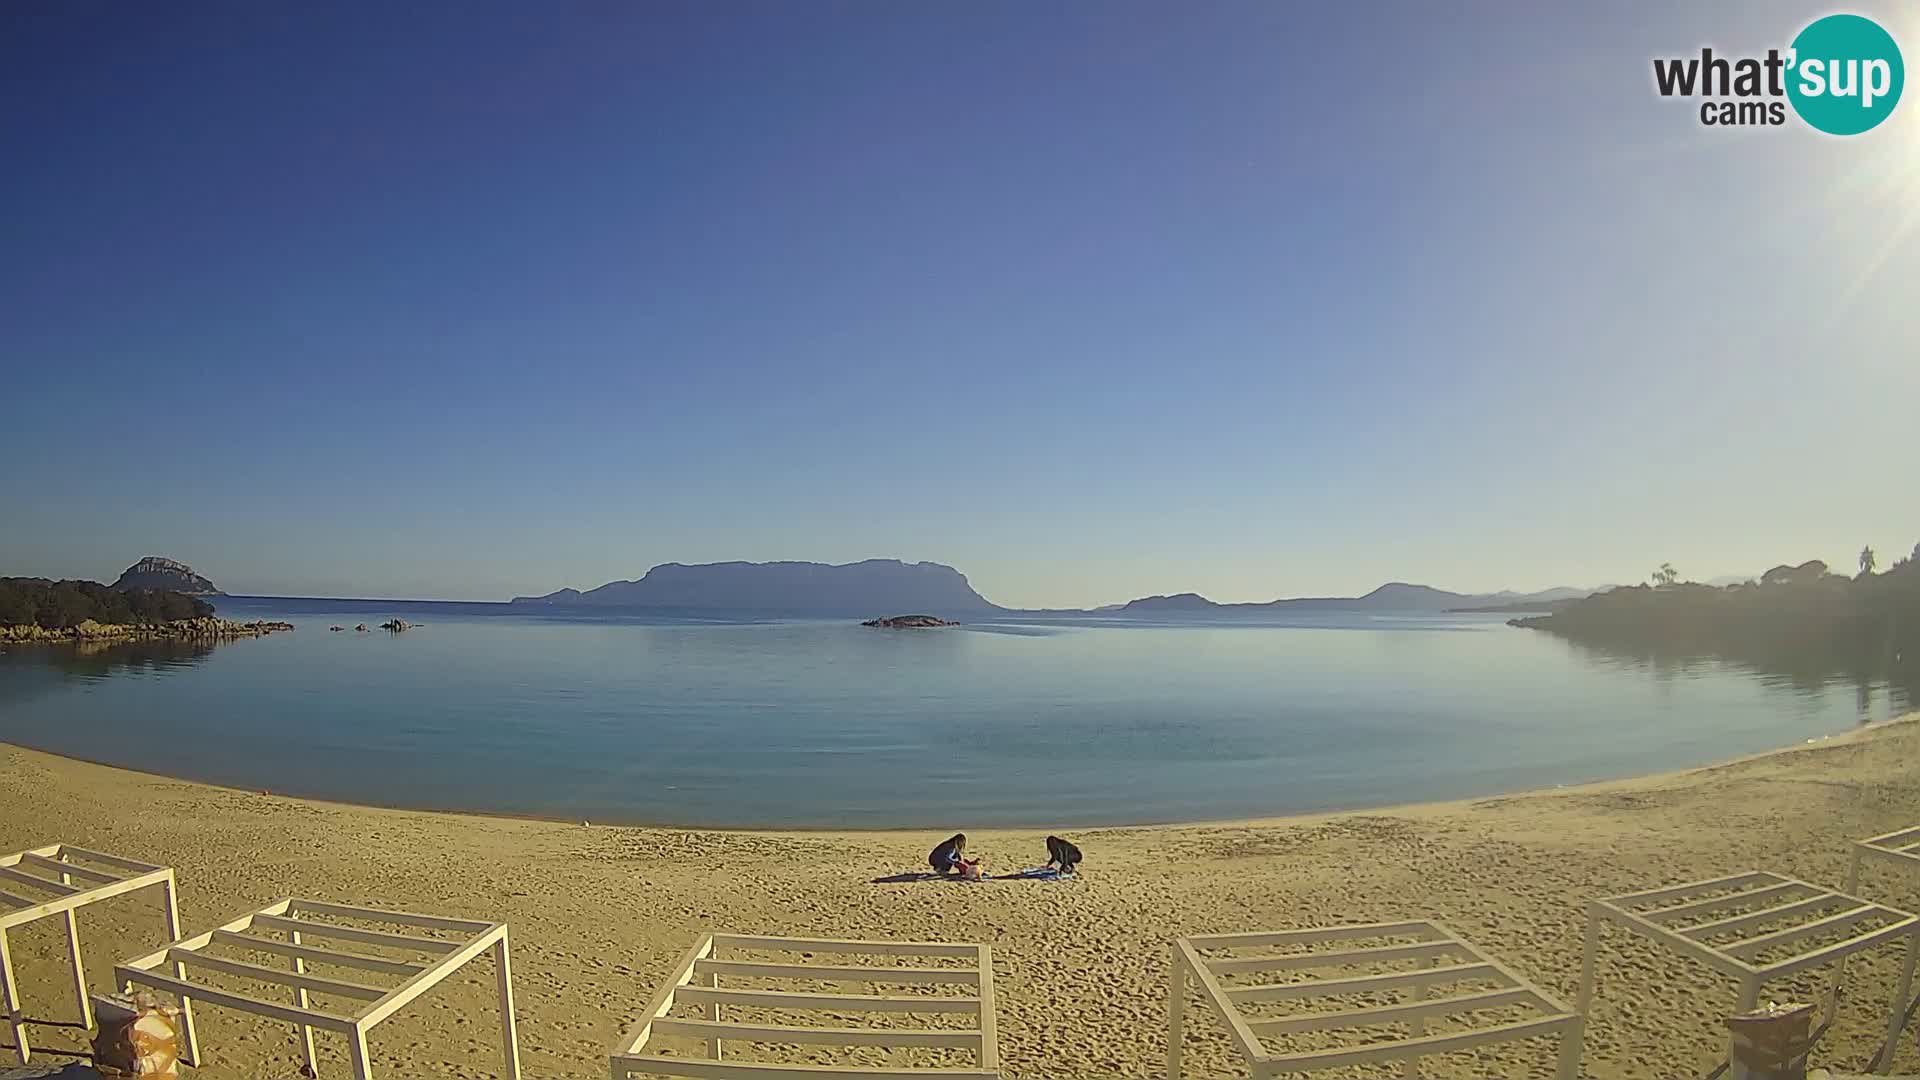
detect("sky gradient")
(5, 2), (1918, 607)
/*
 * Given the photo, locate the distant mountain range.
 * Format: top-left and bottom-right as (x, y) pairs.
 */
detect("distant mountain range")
(511, 561), (1599, 618)
(1117, 582), (1595, 615)
(511, 559), (998, 615)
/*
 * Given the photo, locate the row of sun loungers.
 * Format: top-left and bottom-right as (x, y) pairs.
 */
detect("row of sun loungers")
(7, 827), (1920, 1078)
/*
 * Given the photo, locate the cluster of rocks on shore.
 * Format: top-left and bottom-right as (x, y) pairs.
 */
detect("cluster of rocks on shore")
(0, 616), (295, 644)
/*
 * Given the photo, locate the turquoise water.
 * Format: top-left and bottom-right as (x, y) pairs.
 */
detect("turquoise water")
(0, 596), (1903, 827)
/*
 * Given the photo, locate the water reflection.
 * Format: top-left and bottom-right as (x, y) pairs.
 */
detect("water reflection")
(24, 637), (217, 676)
(1554, 634), (1915, 719)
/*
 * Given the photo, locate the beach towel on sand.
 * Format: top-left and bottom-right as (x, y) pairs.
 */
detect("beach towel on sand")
(995, 866), (1073, 881)
(870, 866), (1073, 884)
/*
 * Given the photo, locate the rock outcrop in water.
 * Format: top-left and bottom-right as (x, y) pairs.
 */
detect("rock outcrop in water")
(861, 615), (959, 629)
(512, 559), (999, 616)
(112, 557), (220, 595)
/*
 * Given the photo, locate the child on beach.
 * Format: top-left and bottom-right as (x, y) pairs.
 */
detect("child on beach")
(929, 833), (972, 876)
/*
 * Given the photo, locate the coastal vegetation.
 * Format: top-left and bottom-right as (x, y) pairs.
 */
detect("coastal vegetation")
(0, 577), (212, 629)
(0, 577), (290, 644)
(1513, 548), (1920, 703)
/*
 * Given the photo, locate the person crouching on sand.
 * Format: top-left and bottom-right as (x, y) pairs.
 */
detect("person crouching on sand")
(929, 833), (971, 876)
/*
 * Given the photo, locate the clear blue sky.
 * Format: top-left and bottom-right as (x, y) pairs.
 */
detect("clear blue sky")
(5, 2), (1917, 606)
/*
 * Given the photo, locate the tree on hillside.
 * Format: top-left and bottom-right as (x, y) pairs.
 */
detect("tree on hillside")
(1651, 563), (1679, 587)
(1861, 546), (1877, 577)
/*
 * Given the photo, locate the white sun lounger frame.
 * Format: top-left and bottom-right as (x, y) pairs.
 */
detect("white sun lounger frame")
(1578, 870), (1920, 1072)
(610, 931), (1000, 1080)
(114, 897), (521, 1080)
(0, 843), (184, 1065)
(1847, 824), (1920, 895)
(1169, 920), (1581, 1079)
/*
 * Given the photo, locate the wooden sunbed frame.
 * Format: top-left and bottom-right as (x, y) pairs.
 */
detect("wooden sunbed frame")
(115, 897), (521, 1080)
(0, 843), (184, 1065)
(1578, 870), (1920, 1072)
(1169, 920), (1580, 1079)
(610, 932), (999, 1080)
(1847, 823), (1920, 895)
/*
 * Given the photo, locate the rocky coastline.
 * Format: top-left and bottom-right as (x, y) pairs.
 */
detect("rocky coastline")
(860, 614), (959, 628)
(0, 616), (294, 645)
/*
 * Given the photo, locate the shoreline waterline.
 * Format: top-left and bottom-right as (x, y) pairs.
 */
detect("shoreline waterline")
(6, 713), (1910, 836)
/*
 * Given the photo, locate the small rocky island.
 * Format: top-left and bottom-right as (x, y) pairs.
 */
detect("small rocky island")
(861, 614), (959, 629)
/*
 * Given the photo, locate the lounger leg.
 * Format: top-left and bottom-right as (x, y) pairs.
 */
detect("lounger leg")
(704, 967), (722, 1060)
(59, 910), (91, 1029)
(1574, 909), (1602, 1018)
(55, 865), (94, 1030)
(1, 927), (28, 1065)
(495, 931), (522, 1080)
(1846, 848), (1863, 895)
(289, 928), (318, 1076)
(349, 1024), (374, 1080)
(1555, 1015), (1585, 1080)
(161, 874), (200, 1065)
(1737, 975), (1761, 1012)
(1876, 929), (1920, 1072)
(1167, 943), (1184, 1080)
(1403, 958), (1428, 1080)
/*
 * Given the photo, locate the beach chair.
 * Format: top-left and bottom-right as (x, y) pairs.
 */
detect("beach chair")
(114, 898), (520, 1080)
(1846, 824), (1920, 896)
(0, 844), (185, 1065)
(610, 931), (1000, 1080)
(1578, 871), (1920, 1072)
(1169, 921), (1580, 1080)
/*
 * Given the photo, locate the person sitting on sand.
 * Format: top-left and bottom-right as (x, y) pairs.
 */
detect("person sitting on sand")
(1045, 835), (1082, 875)
(929, 833), (969, 876)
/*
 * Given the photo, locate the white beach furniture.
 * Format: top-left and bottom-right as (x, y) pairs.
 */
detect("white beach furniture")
(0, 843), (185, 1065)
(1846, 824), (1920, 896)
(1578, 871), (1920, 1071)
(1168, 921), (1580, 1080)
(114, 898), (520, 1080)
(610, 931), (1000, 1080)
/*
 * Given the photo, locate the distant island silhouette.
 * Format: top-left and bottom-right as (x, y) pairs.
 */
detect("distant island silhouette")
(1120, 582), (1593, 615)
(112, 556), (220, 595)
(511, 559), (999, 617)
(509, 560), (1601, 617)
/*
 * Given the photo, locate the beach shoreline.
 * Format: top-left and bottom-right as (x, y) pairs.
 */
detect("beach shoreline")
(4, 715), (1920, 1078)
(0, 711), (1898, 835)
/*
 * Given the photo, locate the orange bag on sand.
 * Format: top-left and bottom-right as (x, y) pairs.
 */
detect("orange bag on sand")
(91, 993), (182, 1078)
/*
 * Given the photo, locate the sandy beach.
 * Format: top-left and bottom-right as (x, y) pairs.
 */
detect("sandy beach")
(5, 716), (1920, 1079)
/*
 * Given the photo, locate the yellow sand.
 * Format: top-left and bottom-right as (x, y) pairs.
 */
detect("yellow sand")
(4, 716), (1920, 1079)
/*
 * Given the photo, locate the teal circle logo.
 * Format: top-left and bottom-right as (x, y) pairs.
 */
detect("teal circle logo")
(1787, 14), (1904, 135)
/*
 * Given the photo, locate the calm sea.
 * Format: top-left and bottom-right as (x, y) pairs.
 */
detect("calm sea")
(0, 596), (1906, 828)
